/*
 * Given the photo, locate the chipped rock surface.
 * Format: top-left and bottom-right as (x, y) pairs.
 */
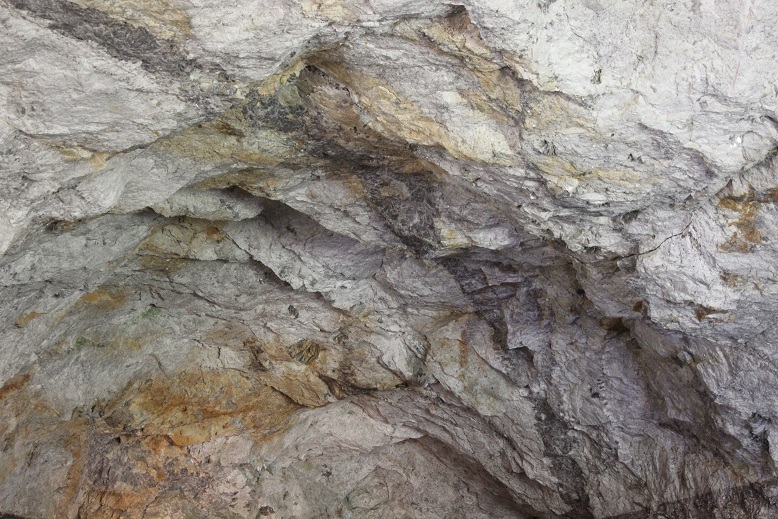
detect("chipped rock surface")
(1, 1), (778, 518)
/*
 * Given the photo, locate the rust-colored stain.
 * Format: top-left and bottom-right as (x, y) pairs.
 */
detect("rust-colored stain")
(140, 434), (177, 456)
(204, 226), (221, 237)
(72, 430), (190, 518)
(204, 226), (225, 241)
(0, 372), (31, 400)
(717, 186), (776, 252)
(62, 420), (90, 511)
(90, 489), (148, 514)
(103, 369), (300, 447)
(14, 311), (41, 327)
(77, 289), (127, 310)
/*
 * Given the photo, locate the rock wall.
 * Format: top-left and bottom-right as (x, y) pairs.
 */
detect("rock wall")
(1, 1), (778, 517)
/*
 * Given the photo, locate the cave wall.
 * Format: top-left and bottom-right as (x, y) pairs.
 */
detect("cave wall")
(2, 1), (778, 517)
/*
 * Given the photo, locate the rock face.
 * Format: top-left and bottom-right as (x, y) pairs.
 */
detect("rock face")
(2, 1), (778, 517)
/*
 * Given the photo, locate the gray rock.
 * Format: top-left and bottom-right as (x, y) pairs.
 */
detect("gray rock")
(1, 1), (778, 518)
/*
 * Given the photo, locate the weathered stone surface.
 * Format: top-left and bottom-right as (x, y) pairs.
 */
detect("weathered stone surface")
(2, 1), (778, 517)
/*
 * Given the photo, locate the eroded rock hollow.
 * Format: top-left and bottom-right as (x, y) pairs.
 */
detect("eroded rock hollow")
(2, 1), (778, 517)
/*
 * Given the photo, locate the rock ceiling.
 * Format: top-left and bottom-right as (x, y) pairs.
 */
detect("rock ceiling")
(1, 0), (778, 517)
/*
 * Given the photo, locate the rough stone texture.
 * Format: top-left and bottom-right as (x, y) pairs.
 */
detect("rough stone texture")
(1, 1), (778, 518)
